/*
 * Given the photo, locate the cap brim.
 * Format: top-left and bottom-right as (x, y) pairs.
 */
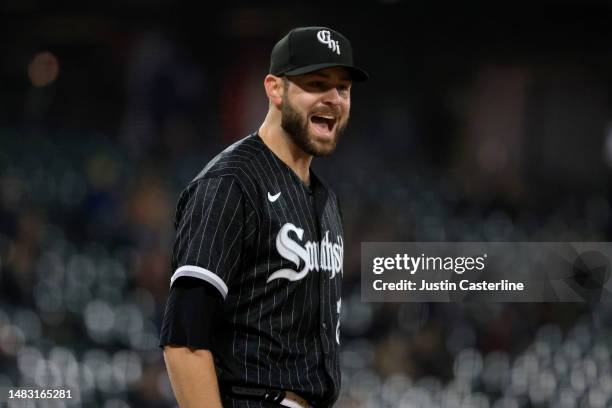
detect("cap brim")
(283, 63), (369, 82)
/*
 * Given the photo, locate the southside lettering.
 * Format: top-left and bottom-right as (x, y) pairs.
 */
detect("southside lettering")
(267, 222), (343, 282)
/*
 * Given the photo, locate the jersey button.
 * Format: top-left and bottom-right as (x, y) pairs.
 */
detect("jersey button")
(322, 322), (327, 330)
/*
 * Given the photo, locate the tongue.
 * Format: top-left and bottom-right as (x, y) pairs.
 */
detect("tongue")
(311, 116), (331, 132)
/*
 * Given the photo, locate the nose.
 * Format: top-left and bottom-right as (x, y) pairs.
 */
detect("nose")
(322, 87), (342, 105)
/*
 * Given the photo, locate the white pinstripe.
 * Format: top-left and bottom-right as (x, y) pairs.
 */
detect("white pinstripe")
(213, 194), (243, 275)
(224, 170), (261, 375)
(289, 184), (317, 395)
(174, 181), (198, 265)
(182, 179), (207, 262)
(323, 200), (344, 380)
(195, 178), (227, 264)
(242, 159), (268, 384)
(300, 185), (324, 395)
(246, 157), (281, 386)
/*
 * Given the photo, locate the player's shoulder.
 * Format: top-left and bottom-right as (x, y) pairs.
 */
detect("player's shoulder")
(192, 133), (266, 183)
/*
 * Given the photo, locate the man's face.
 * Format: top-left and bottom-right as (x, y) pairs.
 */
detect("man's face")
(280, 67), (352, 157)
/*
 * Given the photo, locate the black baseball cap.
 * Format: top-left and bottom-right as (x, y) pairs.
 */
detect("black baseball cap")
(269, 26), (368, 82)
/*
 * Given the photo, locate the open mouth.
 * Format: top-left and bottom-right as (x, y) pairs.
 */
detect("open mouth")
(310, 114), (337, 134)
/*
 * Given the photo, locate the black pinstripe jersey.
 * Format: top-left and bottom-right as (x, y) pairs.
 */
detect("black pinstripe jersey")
(168, 133), (344, 407)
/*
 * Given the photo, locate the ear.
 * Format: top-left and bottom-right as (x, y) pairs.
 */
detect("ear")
(264, 74), (284, 107)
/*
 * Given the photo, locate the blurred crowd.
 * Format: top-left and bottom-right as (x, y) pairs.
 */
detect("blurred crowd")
(3, 3), (612, 407)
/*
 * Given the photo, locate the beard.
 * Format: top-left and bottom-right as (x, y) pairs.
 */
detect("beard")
(280, 94), (347, 157)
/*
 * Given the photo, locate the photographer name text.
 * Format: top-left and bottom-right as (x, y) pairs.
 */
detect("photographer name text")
(373, 279), (524, 291)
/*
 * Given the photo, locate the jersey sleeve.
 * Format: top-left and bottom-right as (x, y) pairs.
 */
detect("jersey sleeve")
(170, 176), (245, 299)
(159, 277), (223, 349)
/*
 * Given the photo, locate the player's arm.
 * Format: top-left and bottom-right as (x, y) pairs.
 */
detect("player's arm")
(160, 176), (250, 407)
(161, 278), (225, 408)
(163, 346), (222, 408)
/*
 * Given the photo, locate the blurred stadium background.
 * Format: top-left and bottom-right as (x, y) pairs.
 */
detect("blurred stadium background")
(2, 2), (612, 407)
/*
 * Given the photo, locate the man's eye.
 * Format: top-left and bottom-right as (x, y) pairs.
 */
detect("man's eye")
(310, 82), (324, 88)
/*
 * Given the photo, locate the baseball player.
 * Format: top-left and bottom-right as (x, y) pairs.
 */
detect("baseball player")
(160, 26), (368, 408)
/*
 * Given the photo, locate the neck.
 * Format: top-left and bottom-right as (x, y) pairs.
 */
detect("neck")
(258, 111), (313, 185)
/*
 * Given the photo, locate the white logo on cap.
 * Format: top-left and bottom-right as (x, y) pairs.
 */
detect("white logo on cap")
(316, 30), (340, 55)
